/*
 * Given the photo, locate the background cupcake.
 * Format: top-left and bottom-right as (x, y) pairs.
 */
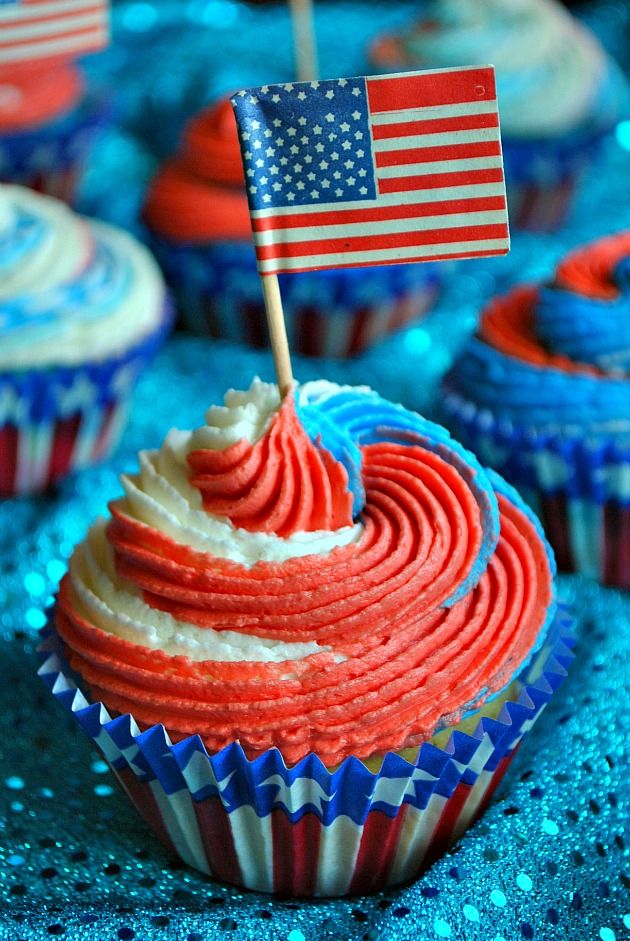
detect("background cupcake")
(369, 0), (628, 231)
(0, 184), (172, 497)
(143, 98), (441, 357)
(40, 378), (572, 896)
(443, 231), (630, 588)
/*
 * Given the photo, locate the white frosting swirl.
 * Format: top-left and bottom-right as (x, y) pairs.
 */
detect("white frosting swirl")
(399, 0), (609, 137)
(0, 185), (166, 369)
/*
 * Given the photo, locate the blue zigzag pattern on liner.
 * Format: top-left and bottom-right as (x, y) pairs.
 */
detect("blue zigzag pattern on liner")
(37, 609), (574, 827)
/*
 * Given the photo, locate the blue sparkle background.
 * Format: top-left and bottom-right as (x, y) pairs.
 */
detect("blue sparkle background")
(1, 1), (630, 940)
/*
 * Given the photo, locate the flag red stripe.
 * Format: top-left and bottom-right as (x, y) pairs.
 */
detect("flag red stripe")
(376, 139), (502, 168)
(367, 68), (496, 114)
(1, 24), (105, 51)
(378, 167), (505, 194)
(269, 246), (508, 274)
(252, 195), (507, 232)
(255, 222), (509, 261)
(372, 111), (499, 140)
(1, 3), (105, 27)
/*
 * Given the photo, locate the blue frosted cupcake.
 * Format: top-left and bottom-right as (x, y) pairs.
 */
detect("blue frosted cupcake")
(369, 0), (628, 231)
(0, 63), (105, 205)
(143, 99), (441, 357)
(443, 231), (630, 588)
(0, 184), (172, 496)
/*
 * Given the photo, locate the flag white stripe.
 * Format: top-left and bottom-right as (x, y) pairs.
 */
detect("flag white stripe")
(373, 127), (500, 152)
(250, 182), (507, 219)
(377, 155), (504, 179)
(0, 28), (106, 60)
(253, 209), (508, 246)
(258, 237), (510, 272)
(0, 11), (104, 41)
(370, 99), (498, 126)
(0, 0), (99, 20)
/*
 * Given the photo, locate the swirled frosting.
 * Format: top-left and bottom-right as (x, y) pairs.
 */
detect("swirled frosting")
(0, 63), (83, 133)
(55, 379), (555, 767)
(143, 98), (251, 243)
(446, 232), (630, 430)
(373, 0), (624, 139)
(0, 184), (166, 368)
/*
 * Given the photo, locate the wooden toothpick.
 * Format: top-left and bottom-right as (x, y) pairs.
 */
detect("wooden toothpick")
(261, 273), (294, 398)
(288, 0), (318, 83)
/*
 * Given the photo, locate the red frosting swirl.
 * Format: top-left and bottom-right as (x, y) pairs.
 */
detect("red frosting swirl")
(142, 97), (251, 243)
(0, 63), (83, 133)
(55, 400), (552, 766)
(554, 230), (630, 300)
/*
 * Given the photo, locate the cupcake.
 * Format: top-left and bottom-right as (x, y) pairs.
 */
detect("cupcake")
(0, 184), (172, 497)
(442, 231), (630, 588)
(0, 63), (106, 204)
(39, 377), (572, 896)
(143, 99), (441, 357)
(369, 0), (628, 231)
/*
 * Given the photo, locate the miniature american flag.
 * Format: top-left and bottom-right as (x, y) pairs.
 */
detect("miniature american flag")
(0, 0), (109, 66)
(231, 67), (509, 275)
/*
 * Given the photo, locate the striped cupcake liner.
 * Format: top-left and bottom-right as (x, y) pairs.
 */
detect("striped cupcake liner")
(37, 608), (573, 897)
(152, 238), (440, 358)
(0, 300), (173, 497)
(0, 94), (108, 204)
(442, 390), (630, 588)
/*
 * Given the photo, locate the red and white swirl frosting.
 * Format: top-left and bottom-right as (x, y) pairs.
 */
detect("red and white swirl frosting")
(55, 380), (554, 766)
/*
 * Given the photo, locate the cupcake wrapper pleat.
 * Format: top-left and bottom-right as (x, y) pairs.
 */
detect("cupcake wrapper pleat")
(442, 390), (630, 587)
(37, 608), (574, 897)
(152, 238), (440, 358)
(0, 298), (173, 496)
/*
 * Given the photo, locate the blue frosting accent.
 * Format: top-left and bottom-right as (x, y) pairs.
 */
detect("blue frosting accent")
(537, 256), (630, 371)
(299, 383), (501, 605)
(0, 205), (45, 272)
(448, 335), (630, 428)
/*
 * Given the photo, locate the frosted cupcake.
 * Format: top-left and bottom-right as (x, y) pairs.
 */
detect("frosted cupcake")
(39, 378), (572, 895)
(369, 0), (628, 231)
(0, 184), (172, 497)
(443, 231), (630, 588)
(0, 64), (105, 204)
(143, 99), (440, 357)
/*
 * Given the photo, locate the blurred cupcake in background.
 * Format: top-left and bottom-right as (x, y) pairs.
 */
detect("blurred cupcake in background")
(143, 98), (441, 358)
(369, 0), (628, 231)
(0, 184), (172, 497)
(0, 63), (107, 203)
(442, 231), (630, 589)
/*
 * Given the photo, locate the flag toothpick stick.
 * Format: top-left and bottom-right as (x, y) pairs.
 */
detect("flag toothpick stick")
(260, 273), (294, 398)
(289, 0), (318, 83)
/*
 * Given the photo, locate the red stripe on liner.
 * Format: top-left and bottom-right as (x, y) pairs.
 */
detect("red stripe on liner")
(378, 167), (505, 194)
(272, 809), (321, 897)
(375, 140), (502, 168)
(47, 415), (81, 487)
(372, 111), (499, 140)
(603, 504), (630, 590)
(255, 223), (509, 261)
(193, 795), (243, 887)
(348, 805), (409, 895)
(0, 425), (19, 497)
(422, 781), (472, 871)
(539, 493), (574, 573)
(113, 767), (178, 856)
(252, 195), (507, 233)
(367, 68), (496, 113)
(474, 747), (519, 823)
(91, 403), (116, 461)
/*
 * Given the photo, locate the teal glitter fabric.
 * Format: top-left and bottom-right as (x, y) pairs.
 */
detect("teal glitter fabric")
(1, 0), (630, 938)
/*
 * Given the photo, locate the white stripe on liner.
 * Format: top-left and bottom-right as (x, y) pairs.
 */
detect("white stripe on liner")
(257, 236), (510, 271)
(377, 155), (504, 179)
(229, 804), (274, 893)
(150, 782), (210, 875)
(370, 99), (498, 125)
(253, 209), (508, 246)
(250, 182), (507, 219)
(316, 814), (364, 896)
(0, 11), (104, 41)
(373, 127), (500, 152)
(0, 28), (106, 61)
(0, 0), (102, 20)
(387, 794), (447, 887)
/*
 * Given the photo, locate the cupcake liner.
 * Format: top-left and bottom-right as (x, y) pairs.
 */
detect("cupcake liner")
(0, 94), (108, 204)
(442, 389), (630, 588)
(0, 299), (173, 497)
(37, 608), (574, 897)
(152, 238), (440, 358)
